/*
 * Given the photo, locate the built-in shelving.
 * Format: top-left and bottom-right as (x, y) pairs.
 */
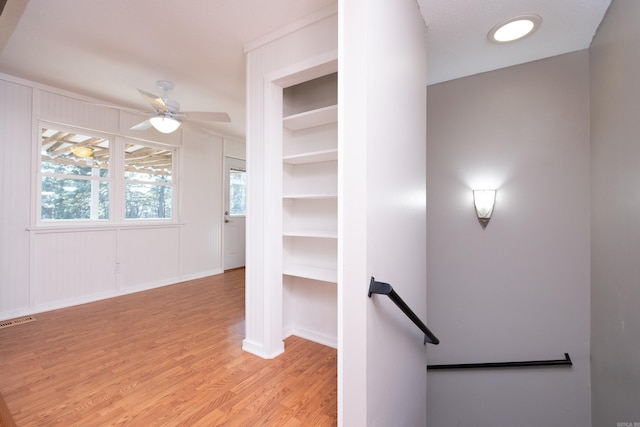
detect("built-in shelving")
(283, 263), (337, 283)
(281, 72), (338, 348)
(283, 148), (338, 165)
(282, 233), (337, 281)
(283, 105), (338, 131)
(281, 125), (337, 285)
(283, 230), (338, 238)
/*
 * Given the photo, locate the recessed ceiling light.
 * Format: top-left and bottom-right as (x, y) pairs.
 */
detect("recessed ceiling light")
(488, 14), (542, 43)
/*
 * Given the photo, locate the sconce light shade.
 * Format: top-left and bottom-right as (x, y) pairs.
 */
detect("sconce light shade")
(150, 115), (181, 133)
(473, 189), (496, 230)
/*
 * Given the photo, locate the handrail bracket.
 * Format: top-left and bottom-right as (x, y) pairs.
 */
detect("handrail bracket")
(368, 276), (440, 345)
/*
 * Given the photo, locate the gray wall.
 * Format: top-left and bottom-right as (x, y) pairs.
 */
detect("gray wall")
(590, 0), (640, 425)
(427, 51), (591, 426)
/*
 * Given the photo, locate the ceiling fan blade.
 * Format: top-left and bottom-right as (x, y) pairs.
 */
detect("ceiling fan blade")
(183, 111), (231, 123)
(130, 119), (152, 131)
(137, 89), (169, 113)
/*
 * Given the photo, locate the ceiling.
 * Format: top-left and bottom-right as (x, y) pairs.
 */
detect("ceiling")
(0, 0), (612, 140)
(421, 0), (612, 85)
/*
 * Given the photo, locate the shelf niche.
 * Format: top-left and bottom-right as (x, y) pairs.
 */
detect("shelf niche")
(282, 72), (338, 348)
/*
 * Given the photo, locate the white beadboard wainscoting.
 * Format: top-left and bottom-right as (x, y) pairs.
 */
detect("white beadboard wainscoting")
(0, 74), (230, 321)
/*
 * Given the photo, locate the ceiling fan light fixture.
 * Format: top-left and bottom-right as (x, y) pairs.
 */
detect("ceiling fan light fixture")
(150, 115), (181, 133)
(488, 14), (542, 43)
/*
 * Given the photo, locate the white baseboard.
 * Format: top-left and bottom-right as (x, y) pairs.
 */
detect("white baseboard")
(242, 339), (285, 359)
(178, 268), (224, 282)
(290, 326), (337, 349)
(0, 270), (226, 322)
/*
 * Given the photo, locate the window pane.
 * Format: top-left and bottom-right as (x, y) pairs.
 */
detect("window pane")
(41, 177), (109, 220)
(124, 143), (172, 183)
(40, 127), (110, 222)
(125, 183), (172, 219)
(41, 129), (110, 176)
(229, 169), (246, 216)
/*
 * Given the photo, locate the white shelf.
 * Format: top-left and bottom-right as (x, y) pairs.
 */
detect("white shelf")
(283, 263), (337, 283)
(283, 193), (337, 199)
(283, 105), (338, 131)
(283, 148), (337, 164)
(283, 230), (337, 239)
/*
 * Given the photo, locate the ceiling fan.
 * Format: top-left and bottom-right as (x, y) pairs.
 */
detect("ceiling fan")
(130, 80), (231, 134)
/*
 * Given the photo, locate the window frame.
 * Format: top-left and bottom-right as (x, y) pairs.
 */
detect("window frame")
(37, 123), (114, 226)
(122, 138), (177, 222)
(35, 122), (179, 228)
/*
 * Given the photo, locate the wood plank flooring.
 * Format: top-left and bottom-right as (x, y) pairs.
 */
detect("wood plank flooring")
(0, 390), (17, 427)
(0, 268), (337, 426)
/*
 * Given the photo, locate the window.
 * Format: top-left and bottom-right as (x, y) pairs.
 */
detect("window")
(229, 168), (246, 216)
(40, 128), (110, 221)
(124, 142), (173, 219)
(38, 125), (176, 224)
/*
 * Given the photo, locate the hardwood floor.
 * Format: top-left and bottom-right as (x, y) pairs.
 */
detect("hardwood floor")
(0, 269), (337, 426)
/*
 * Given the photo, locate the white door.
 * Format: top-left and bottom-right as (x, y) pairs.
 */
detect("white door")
(223, 157), (246, 270)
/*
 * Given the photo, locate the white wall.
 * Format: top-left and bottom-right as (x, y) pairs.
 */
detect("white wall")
(590, 0), (640, 424)
(223, 136), (246, 160)
(0, 78), (32, 315)
(0, 74), (227, 320)
(340, 0), (428, 425)
(181, 127), (225, 278)
(426, 51), (591, 426)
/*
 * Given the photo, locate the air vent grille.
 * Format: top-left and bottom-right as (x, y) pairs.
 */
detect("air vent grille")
(0, 316), (35, 329)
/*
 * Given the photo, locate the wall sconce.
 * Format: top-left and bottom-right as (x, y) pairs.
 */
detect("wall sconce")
(473, 189), (496, 230)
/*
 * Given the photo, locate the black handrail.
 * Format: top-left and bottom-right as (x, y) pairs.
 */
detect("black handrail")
(368, 277), (439, 345)
(427, 353), (572, 370)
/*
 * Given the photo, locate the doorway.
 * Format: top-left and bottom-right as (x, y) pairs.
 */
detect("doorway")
(223, 157), (246, 270)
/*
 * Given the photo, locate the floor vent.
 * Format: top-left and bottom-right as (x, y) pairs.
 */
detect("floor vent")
(0, 316), (35, 329)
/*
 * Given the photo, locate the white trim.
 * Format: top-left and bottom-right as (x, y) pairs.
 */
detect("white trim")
(289, 327), (337, 349)
(242, 338), (285, 359)
(268, 50), (338, 88)
(178, 268), (225, 283)
(1, 71), (125, 107)
(27, 222), (184, 234)
(262, 79), (286, 356)
(243, 4), (338, 53)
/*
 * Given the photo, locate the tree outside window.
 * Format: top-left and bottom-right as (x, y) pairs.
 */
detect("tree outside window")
(124, 142), (173, 219)
(229, 168), (246, 216)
